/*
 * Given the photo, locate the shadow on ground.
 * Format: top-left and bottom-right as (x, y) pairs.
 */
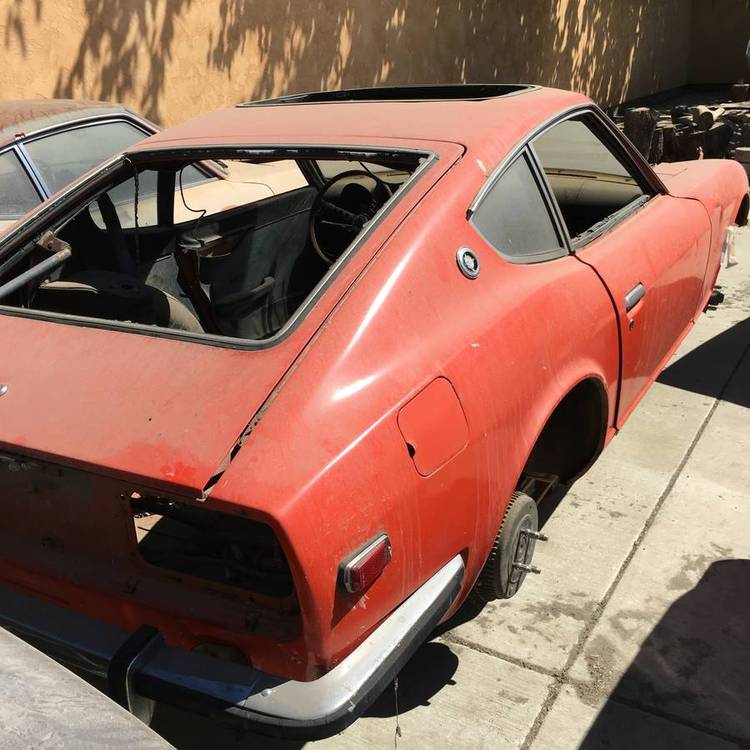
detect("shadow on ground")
(364, 641), (459, 718)
(580, 559), (750, 748)
(147, 641), (457, 749)
(658, 316), (750, 408)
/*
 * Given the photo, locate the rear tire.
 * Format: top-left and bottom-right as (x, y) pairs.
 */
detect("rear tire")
(472, 491), (539, 602)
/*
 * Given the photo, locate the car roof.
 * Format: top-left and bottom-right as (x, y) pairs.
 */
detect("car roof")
(128, 85), (591, 155)
(0, 99), (133, 148)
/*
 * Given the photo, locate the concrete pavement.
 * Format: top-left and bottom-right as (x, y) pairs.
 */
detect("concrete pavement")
(150, 231), (750, 749)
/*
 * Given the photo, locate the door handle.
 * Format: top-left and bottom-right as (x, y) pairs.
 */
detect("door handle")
(624, 282), (646, 313)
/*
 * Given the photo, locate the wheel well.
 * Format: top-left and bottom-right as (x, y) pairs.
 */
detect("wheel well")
(736, 193), (749, 227)
(523, 378), (607, 484)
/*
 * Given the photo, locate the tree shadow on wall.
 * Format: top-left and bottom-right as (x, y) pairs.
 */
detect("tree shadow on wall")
(6, 0), (672, 123)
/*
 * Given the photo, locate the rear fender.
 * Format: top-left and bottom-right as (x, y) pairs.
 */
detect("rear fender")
(209, 408), (425, 678)
(462, 363), (612, 593)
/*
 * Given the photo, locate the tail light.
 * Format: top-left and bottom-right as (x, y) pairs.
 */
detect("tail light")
(340, 533), (392, 593)
(130, 494), (294, 598)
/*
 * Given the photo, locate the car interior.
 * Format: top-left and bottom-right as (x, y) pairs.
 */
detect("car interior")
(533, 116), (648, 238)
(0, 151), (423, 342)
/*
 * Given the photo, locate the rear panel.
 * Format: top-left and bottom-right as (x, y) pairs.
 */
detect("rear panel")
(0, 451), (306, 677)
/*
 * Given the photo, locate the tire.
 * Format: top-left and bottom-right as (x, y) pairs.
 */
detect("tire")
(472, 491), (539, 602)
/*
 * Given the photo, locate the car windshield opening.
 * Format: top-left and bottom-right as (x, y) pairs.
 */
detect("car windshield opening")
(0, 149), (426, 344)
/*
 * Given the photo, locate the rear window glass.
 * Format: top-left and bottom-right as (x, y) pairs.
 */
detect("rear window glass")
(24, 120), (149, 194)
(0, 149), (41, 218)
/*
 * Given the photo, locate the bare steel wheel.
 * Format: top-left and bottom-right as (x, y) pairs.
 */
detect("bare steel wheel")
(472, 491), (540, 602)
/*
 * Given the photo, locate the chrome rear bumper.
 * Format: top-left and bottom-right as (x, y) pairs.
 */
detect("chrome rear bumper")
(0, 555), (464, 739)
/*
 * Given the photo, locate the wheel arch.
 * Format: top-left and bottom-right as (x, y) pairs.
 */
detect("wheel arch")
(473, 371), (611, 577)
(735, 191), (749, 227)
(521, 374), (610, 485)
(462, 373), (611, 607)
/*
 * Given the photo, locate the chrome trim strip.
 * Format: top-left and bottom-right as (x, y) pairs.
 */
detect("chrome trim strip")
(16, 115), (156, 200)
(0, 144), (46, 209)
(468, 103), (589, 215)
(468, 103), (667, 216)
(14, 113), (156, 148)
(468, 147), (571, 264)
(13, 143), (49, 198)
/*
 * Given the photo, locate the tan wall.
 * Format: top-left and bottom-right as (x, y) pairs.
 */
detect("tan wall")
(1, 0), (693, 127)
(689, 0), (750, 84)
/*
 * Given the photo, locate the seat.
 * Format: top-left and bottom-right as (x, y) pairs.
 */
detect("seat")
(33, 270), (203, 333)
(198, 187), (317, 339)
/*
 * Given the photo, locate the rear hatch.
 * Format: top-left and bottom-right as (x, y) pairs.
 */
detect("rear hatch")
(0, 314), (302, 497)
(0, 140), (462, 497)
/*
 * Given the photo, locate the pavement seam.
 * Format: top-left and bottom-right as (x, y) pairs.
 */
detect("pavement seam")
(436, 632), (559, 679)
(441, 627), (750, 745)
(519, 332), (750, 750)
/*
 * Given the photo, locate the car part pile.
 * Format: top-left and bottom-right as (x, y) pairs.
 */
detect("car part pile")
(614, 86), (750, 169)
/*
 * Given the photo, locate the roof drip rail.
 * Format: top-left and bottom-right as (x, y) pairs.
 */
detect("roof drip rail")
(238, 84), (536, 107)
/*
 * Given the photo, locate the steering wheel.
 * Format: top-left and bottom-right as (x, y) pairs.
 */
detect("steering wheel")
(309, 170), (392, 265)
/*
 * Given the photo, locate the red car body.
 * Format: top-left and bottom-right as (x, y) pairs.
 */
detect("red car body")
(0, 85), (746, 737)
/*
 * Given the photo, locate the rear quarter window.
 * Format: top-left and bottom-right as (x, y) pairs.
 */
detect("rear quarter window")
(472, 152), (564, 262)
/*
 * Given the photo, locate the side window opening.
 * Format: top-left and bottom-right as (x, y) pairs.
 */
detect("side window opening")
(471, 151), (564, 262)
(0, 151), (423, 344)
(532, 116), (648, 240)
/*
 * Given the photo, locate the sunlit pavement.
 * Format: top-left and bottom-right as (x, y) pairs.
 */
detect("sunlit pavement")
(146, 230), (750, 749)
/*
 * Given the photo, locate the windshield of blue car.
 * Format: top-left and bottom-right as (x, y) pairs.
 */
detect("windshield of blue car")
(0, 148), (42, 224)
(0, 149), (425, 345)
(24, 120), (151, 195)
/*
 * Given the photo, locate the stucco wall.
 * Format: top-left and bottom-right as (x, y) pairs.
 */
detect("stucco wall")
(689, 0), (750, 84)
(0, 0), (706, 127)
